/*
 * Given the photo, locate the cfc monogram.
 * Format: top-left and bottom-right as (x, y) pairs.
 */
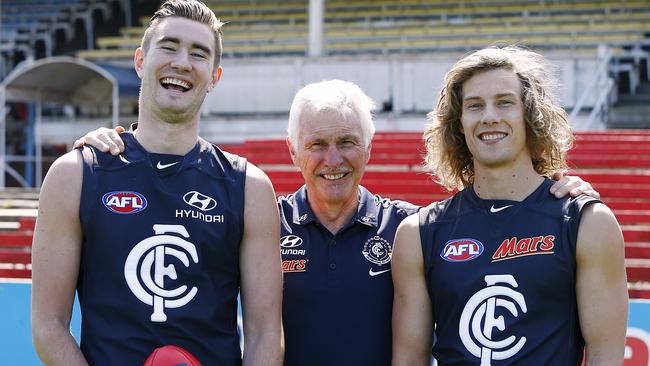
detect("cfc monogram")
(124, 224), (199, 322)
(459, 275), (528, 365)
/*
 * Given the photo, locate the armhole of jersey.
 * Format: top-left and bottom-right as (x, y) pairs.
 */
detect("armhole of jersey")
(78, 147), (97, 227)
(239, 157), (248, 239)
(418, 207), (435, 301)
(565, 196), (603, 264)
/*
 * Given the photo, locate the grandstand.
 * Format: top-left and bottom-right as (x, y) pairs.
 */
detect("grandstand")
(1, 0), (650, 363)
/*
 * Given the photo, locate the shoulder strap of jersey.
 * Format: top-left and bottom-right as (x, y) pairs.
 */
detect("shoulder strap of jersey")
(564, 194), (603, 259)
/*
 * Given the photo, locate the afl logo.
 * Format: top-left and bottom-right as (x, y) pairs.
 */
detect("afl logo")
(441, 238), (484, 262)
(183, 191), (217, 211)
(362, 236), (392, 266)
(102, 191), (147, 214)
(280, 235), (303, 248)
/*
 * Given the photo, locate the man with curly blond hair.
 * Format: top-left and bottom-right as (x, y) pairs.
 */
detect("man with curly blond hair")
(392, 46), (628, 365)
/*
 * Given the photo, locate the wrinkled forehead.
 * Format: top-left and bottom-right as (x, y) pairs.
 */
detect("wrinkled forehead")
(298, 107), (364, 140)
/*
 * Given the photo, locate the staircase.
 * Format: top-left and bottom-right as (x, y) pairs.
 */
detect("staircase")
(222, 130), (650, 299)
(0, 189), (37, 279)
(1, 130), (649, 299)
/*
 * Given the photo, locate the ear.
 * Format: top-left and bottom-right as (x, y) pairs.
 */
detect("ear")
(134, 47), (144, 79)
(286, 136), (298, 166)
(365, 142), (372, 163)
(207, 66), (223, 93)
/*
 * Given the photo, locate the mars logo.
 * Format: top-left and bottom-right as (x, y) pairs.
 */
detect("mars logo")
(124, 224), (199, 322)
(103, 191), (147, 214)
(362, 236), (392, 266)
(459, 275), (527, 365)
(282, 259), (307, 273)
(183, 191), (217, 211)
(440, 238), (484, 262)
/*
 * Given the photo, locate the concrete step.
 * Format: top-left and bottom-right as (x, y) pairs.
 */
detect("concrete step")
(626, 258), (650, 282)
(626, 242), (650, 259)
(628, 281), (650, 299)
(624, 226), (650, 243)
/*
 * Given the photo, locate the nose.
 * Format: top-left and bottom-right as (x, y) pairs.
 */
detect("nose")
(323, 145), (344, 167)
(480, 104), (499, 125)
(170, 49), (191, 72)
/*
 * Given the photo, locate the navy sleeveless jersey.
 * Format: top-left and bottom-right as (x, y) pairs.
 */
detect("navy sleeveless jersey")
(419, 178), (601, 365)
(278, 185), (419, 366)
(78, 132), (246, 365)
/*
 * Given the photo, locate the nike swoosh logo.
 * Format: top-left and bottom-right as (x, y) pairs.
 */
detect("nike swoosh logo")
(156, 161), (179, 169)
(369, 268), (391, 277)
(490, 204), (513, 213)
(119, 154), (130, 164)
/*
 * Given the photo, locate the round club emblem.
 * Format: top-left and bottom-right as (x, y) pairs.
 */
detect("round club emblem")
(362, 236), (392, 265)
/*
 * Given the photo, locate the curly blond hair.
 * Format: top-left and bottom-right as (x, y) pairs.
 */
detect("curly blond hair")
(423, 45), (574, 191)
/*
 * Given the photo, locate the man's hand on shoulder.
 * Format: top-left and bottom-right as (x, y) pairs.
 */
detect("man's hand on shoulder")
(550, 171), (600, 199)
(73, 126), (126, 155)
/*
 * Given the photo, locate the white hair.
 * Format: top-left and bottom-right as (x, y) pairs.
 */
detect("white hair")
(287, 80), (376, 148)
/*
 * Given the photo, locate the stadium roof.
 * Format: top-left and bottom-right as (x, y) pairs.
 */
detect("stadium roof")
(0, 56), (138, 105)
(0, 56), (139, 189)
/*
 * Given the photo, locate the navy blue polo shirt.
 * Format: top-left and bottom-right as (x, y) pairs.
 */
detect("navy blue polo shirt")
(278, 185), (420, 366)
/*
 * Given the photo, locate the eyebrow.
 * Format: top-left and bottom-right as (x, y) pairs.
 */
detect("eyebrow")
(157, 36), (212, 55)
(463, 92), (517, 101)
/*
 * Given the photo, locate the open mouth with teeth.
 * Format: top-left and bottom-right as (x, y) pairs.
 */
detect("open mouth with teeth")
(478, 132), (508, 142)
(160, 77), (192, 92)
(321, 172), (349, 181)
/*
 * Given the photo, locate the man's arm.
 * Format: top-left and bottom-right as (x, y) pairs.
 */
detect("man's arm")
(240, 163), (283, 366)
(69, 131), (597, 201)
(392, 214), (433, 366)
(31, 151), (88, 365)
(550, 171), (600, 199)
(576, 203), (628, 365)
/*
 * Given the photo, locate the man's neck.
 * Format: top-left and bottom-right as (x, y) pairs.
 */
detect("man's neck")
(472, 159), (544, 201)
(308, 193), (359, 235)
(134, 114), (200, 155)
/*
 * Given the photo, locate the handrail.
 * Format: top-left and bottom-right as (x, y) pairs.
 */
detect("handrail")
(568, 46), (613, 122)
(585, 77), (615, 129)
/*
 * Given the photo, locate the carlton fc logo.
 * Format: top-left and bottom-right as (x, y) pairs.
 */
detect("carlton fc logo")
(362, 236), (392, 265)
(124, 224), (199, 322)
(459, 275), (528, 364)
(183, 191), (217, 211)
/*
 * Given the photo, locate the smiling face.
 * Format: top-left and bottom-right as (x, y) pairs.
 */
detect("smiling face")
(460, 68), (530, 170)
(288, 108), (370, 209)
(135, 16), (222, 124)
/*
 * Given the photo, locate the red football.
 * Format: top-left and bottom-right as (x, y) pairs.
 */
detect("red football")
(143, 345), (202, 366)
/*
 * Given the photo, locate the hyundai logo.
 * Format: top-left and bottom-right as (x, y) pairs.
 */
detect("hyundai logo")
(280, 235), (303, 248)
(183, 191), (217, 211)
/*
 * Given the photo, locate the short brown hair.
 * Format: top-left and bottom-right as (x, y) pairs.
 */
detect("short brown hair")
(141, 0), (224, 68)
